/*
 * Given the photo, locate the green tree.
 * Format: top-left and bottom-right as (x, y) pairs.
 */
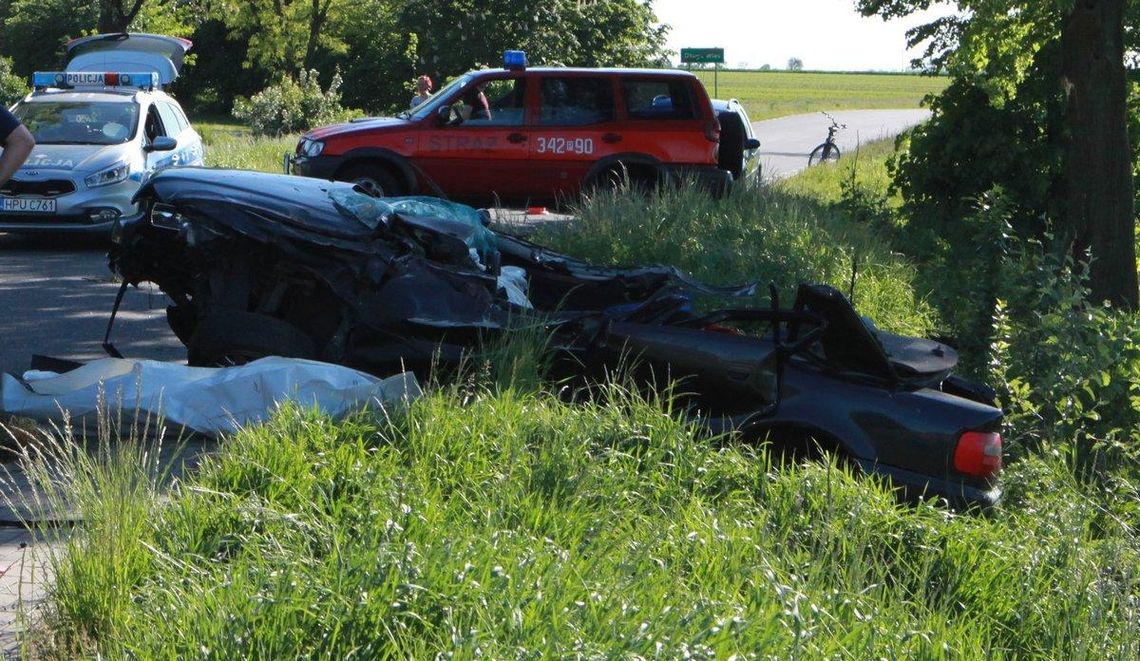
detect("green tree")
(0, 56), (28, 105)
(211, 0), (349, 76)
(858, 0), (1138, 309)
(0, 0), (98, 75)
(0, 0), (193, 77)
(786, 57), (803, 71)
(332, 0), (414, 112)
(98, 0), (146, 32)
(399, 0), (668, 86)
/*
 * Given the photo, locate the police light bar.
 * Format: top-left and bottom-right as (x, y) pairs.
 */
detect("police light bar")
(503, 50), (527, 70)
(31, 71), (159, 90)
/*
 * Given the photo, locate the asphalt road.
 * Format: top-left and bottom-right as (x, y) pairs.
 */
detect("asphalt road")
(0, 234), (184, 377)
(752, 108), (932, 179)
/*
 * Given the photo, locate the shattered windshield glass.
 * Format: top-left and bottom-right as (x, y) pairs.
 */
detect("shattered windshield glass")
(328, 188), (395, 229)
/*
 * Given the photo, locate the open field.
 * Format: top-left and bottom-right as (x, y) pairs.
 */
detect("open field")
(692, 69), (949, 120)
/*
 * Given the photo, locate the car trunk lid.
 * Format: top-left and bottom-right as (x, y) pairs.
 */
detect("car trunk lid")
(65, 33), (192, 86)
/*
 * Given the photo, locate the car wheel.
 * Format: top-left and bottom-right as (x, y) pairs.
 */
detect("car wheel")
(587, 163), (656, 196)
(187, 310), (316, 367)
(339, 164), (404, 197)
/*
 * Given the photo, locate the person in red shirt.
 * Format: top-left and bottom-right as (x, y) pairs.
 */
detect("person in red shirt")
(0, 107), (35, 186)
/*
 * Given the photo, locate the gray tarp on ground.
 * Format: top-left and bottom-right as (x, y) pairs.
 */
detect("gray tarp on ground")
(1, 356), (421, 435)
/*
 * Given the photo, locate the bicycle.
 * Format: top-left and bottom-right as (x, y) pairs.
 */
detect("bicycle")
(808, 111), (846, 165)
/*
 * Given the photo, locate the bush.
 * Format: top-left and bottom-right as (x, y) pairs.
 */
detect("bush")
(232, 69), (357, 136)
(988, 233), (1140, 481)
(0, 56), (27, 106)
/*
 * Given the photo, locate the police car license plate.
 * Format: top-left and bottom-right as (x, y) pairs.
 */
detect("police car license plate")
(1, 197), (56, 213)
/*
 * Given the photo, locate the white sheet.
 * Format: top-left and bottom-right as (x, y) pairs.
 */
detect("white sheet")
(1, 356), (420, 436)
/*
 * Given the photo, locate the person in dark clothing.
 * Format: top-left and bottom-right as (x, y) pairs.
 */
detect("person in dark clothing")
(0, 107), (35, 187)
(461, 83), (490, 121)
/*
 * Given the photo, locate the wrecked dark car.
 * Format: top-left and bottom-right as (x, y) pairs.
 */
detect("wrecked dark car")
(107, 168), (1003, 507)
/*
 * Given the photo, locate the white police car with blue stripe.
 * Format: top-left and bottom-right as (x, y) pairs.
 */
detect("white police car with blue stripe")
(0, 33), (203, 234)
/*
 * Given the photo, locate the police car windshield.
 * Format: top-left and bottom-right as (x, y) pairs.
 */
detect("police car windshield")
(13, 100), (139, 145)
(405, 73), (475, 120)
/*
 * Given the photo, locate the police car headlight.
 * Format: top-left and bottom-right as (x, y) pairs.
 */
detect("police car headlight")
(85, 161), (131, 188)
(301, 139), (324, 157)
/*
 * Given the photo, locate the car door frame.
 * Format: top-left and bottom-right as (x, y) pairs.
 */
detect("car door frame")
(413, 71), (535, 204)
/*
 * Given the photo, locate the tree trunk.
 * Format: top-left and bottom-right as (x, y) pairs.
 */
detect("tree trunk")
(97, 1), (147, 34)
(98, 3), (124, 32)
(304, 0), (324, 72)
(1060, 0), (1138, 310)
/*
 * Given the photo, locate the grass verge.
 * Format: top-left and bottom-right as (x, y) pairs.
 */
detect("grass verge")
(13, 387), (1140, 658)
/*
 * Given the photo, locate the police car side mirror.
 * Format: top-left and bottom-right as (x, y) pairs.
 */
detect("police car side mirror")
(147, 136), (177, 152)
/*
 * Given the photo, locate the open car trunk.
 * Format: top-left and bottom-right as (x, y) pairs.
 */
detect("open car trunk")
(65, 32), (192, 86)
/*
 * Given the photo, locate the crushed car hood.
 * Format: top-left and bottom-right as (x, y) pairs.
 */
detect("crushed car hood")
(134, 167), (392, 243)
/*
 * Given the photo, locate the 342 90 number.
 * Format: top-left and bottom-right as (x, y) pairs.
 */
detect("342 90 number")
(536, 137), (594, 155)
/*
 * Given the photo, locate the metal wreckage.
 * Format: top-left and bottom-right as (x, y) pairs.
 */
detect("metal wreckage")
(105, 168), (1003, 507)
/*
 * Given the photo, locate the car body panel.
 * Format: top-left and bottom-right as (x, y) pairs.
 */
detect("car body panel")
(108, 168), (1004, 507)
(291, 64), (727, 204)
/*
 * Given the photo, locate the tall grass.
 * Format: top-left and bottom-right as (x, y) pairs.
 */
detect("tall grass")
(12, 385), (1139, 658)
(543, 178), (934, 336)
(196, 119), (298, 173)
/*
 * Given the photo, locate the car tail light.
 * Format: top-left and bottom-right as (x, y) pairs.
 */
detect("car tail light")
(953, 431), (1002, 477)
(704, 116), (720, 143)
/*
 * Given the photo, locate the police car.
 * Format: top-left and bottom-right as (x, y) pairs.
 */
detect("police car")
(0, 33), (203, 234)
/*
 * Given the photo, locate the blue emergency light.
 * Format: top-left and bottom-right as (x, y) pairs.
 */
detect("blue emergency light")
(503, 50), (527, 70)
(31, 71), (159, 90)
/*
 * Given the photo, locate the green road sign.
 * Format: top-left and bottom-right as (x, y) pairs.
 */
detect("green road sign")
(680, 48), (724, 64)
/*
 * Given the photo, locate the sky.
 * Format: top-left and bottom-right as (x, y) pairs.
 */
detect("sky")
(653, 0), (957, 72)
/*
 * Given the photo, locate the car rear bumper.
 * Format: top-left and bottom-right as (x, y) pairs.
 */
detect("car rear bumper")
(858, 459), (1001, 509)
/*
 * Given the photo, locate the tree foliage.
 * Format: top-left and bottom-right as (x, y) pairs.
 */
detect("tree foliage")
(400, 0), (669, 88)
(331, 0), (415, 112)
(211, 0), (351, 77)
(0, 0), (670, 115)
(0, 0), (99, 75)
(859, 0), (1138, 309)
(0, 55), (28, 105)
(98, 0), (146, 32)
(0, 0), (194, 77)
